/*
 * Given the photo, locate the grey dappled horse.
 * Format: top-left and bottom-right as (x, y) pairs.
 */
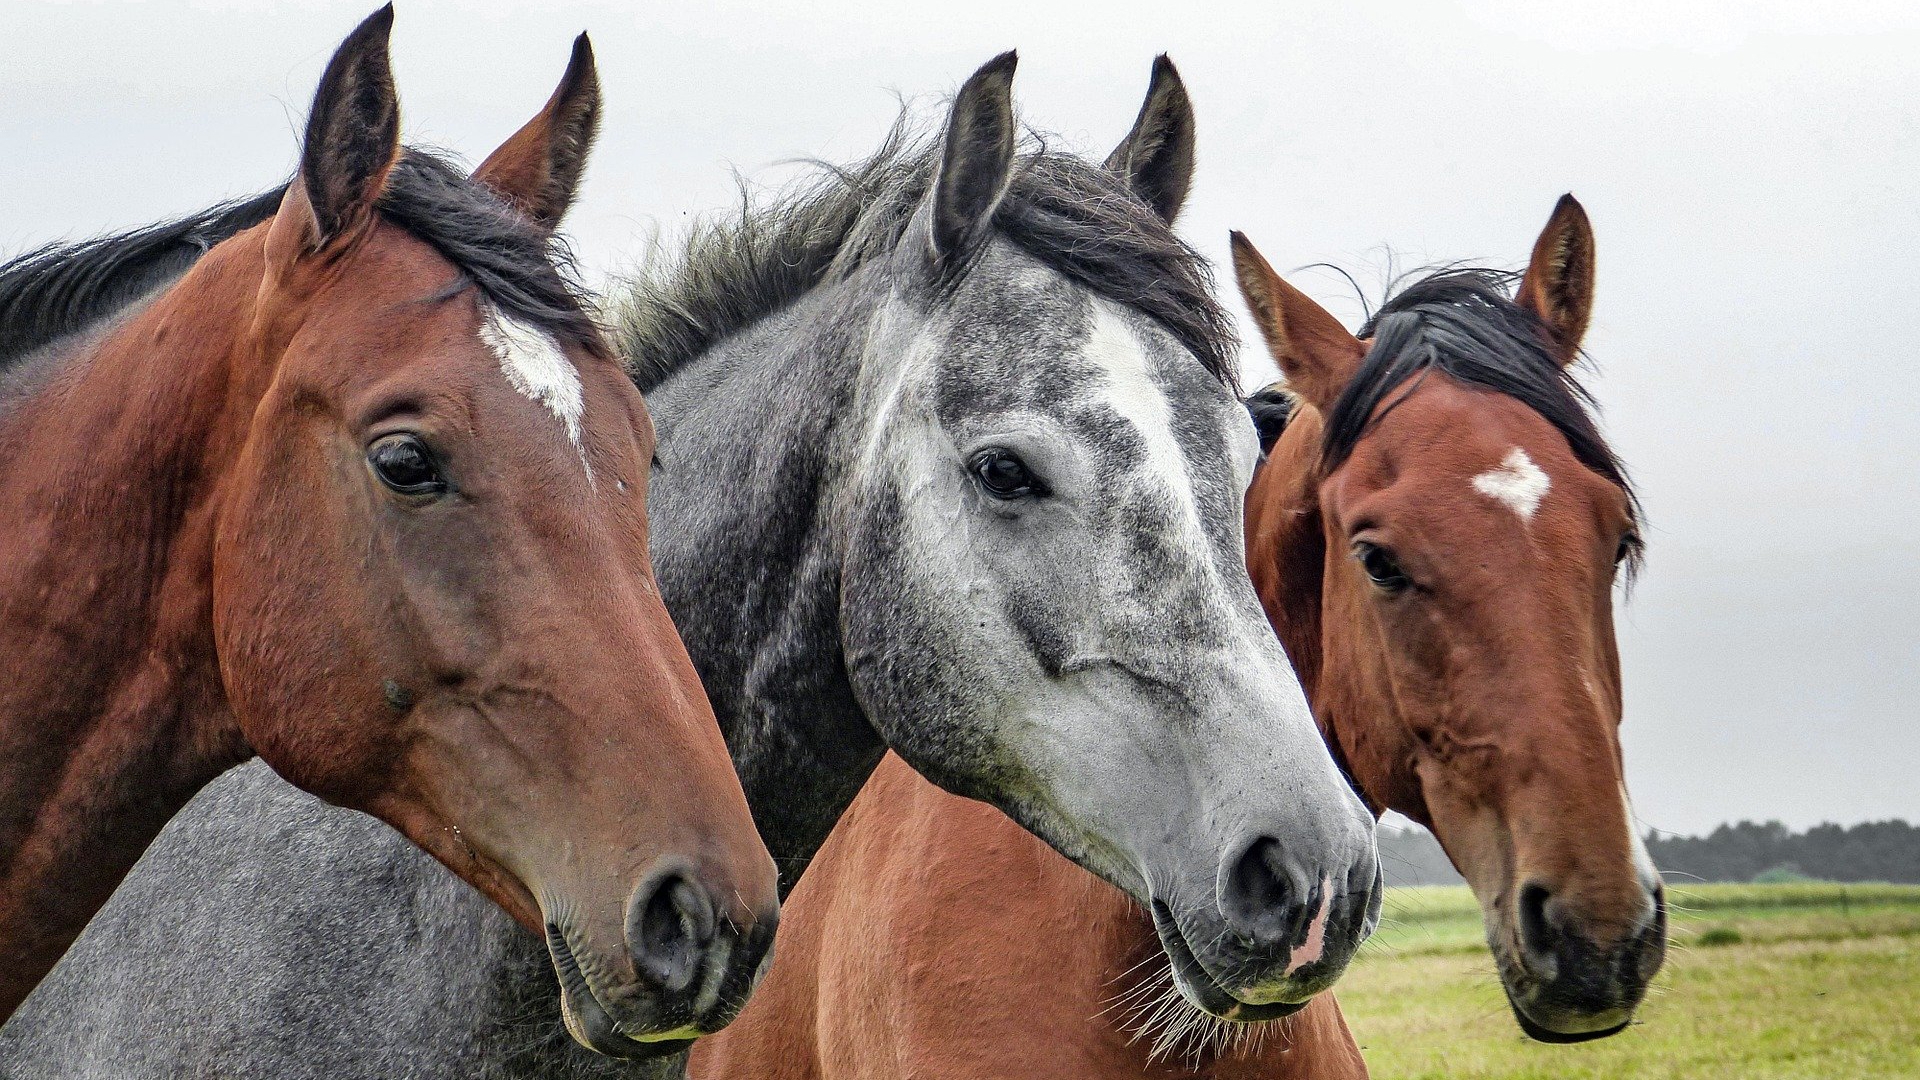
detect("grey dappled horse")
(1, 55), (1379, 1078)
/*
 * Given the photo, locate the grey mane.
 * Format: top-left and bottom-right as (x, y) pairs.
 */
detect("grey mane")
(613, 119), (1238, 395)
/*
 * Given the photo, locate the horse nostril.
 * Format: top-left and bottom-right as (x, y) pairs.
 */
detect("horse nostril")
(669, 877), (719, 946)
(627, 872), (717, 995)
(1517, 881), (1561, 975)
(1222, 836), (1300, 945)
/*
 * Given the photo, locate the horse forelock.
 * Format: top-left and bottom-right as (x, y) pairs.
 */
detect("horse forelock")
(373, 151), (606, 360)
(1323, 268), (1643, 576)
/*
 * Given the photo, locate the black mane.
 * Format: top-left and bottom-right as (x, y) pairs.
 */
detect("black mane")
(613, 122), (1237, 393)
(0, 149), (601, 373)
(0, 189), (284, 365)
(1245, 383), (1295, 454)
(375, 152), (603, 355)
(1323, 269), (1642, 563)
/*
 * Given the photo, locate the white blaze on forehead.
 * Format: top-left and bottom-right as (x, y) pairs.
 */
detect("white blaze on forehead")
(1472, 447), (1550, 521)
(477, 301), (591, 478)
(1083, 302), (1210, 555)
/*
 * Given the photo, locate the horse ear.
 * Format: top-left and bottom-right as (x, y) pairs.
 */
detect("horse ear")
(473, 34), (602, 232)
(1516, 193), (1596, 367)
(1104, 54), (1195, 223)
(292, 5), (401, 247)
(929, 51), (1018, 266)
(1230, 231), (1364, 413)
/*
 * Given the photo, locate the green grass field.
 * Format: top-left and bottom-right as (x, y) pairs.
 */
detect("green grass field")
(1337, 883), (1920, 1079)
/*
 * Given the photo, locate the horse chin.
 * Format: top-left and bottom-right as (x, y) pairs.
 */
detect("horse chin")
(1486, 910), (1649, 1043)
(1504, 988), (1633, 1044)
(548, 923), (700, 1060)
(1148, 900), (1309, 1023)
(1492, 948), (1637, 1044)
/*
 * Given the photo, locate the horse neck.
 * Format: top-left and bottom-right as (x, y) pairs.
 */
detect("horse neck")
(0, 231), (267, 1013)
(644, 275), (890, 894)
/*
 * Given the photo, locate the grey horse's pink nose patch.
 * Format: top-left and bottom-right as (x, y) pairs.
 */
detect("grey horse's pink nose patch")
(1286, 875), (1334, 975)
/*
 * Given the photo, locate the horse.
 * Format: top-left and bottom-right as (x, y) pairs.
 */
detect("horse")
(0, 8), (780, 1055)
(0, 52), (1381, 1079)
(684, 194), (1668, 1078)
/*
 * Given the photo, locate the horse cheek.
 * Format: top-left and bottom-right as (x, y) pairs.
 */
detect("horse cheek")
(213, 412), (392, 806)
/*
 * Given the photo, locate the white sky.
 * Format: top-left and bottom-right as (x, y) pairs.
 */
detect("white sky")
(5, 0), (1915, 835)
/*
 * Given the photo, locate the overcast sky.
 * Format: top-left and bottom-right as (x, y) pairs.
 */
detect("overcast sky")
(5, 0), (1915, 836)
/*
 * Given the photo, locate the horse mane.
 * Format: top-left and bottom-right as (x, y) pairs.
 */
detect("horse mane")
(0, 149), (603, 374)
(1244, 382), (1295, 454)
(610, 118), (1238, 394)
(374, 152), (604, 355)
(1322, 268), (1643, 570)
(0, 189), (286, 366)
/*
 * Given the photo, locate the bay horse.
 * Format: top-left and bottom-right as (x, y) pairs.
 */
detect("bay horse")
(0, 8), (778, 1055)
(0, 53), (1378, 1079)
(685, 191), (1667, 1076)
(1236, 203), (1666, 1042)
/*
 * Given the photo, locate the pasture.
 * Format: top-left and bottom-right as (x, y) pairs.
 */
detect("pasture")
(1339, 883), (1920, 1079)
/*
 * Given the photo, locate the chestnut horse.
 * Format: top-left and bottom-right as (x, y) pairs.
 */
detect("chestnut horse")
(0, 8), (777, 1052)
(690, 193), (1665, 1077)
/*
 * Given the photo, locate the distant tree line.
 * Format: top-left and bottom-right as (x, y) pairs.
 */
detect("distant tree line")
(1646, 819), (1920, 885)
(1376, 819), (1920, 888)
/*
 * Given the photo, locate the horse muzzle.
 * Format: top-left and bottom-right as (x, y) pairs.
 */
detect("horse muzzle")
(545, 865), (779, 1058)
(1497, 878), (1667, 1042)
(1150, 838), (1382, 1020)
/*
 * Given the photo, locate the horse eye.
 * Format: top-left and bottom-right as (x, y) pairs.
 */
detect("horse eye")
(1615, 531), (1641, 567)
(1354, 541), (1410, 593)
(368, 434), (446, 498)
(970, 449), (1045, 500)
